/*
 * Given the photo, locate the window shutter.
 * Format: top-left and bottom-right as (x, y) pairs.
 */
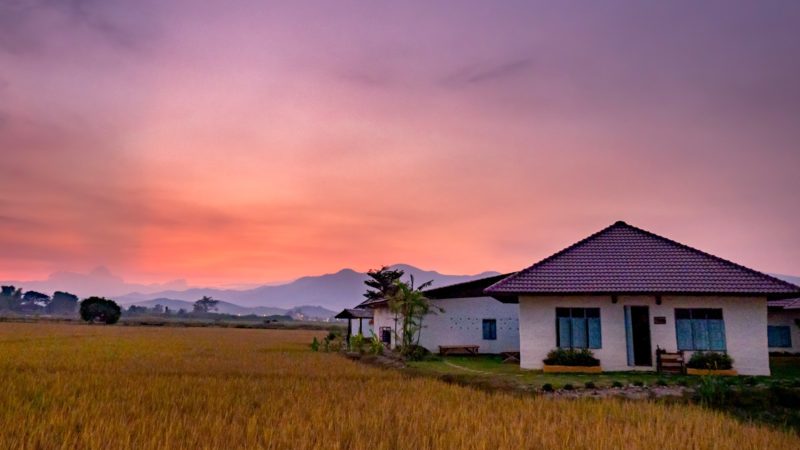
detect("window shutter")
(587, 316), (602, 349)
(692, 319), (710, 350)
(675, 318), (693, 350)
(558, 317), (572, 348)
(571, 317), (587, 348)
(708, 319), (726, 351)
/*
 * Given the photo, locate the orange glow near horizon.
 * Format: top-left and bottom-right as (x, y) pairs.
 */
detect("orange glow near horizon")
(1, 1), (799, 286)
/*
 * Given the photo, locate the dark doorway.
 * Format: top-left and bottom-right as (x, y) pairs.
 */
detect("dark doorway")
(380, 327), (392, 345)
(630, 306), (652, 366)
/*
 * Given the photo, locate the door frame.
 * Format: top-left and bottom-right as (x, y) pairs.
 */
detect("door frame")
(624, 306), (653, 366)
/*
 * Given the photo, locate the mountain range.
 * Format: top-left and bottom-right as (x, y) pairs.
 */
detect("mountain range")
(2, 264), (500, 317)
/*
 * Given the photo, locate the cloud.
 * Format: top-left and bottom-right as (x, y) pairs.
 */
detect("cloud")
(443, 57), (535, 85)
(0, 0), (156, 56)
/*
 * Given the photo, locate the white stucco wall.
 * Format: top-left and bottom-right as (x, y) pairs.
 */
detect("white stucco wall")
(371, 297), (519, 353)
(767, 309), (800, 353)
(518, 295), (770, 376)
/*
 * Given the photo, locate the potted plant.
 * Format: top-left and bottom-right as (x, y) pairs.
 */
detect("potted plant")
(542, 348), (601, 373)
(685, 351), (737, 376)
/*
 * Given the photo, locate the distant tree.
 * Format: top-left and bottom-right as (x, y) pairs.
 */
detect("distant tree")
(79, 297), (121, 324)
(22, 291), (50, 308)
(193, 296), (219, 313)
(363, 266), (405, 302)
(47, 291), (79, 315)
(177, 308), (187, 316)
(126, 305), (148, 314)
(0, 286), (23, 312)
(164, 306), (171, 315)
(152, 304), (164, 314)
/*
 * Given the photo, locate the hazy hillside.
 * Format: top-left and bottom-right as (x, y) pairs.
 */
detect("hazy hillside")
(117, 265), (501, 311)
(128, 298), (289, 316)
(773, 274), (800, 287)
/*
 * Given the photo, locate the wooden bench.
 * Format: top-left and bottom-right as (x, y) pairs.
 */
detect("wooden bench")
(439, 345), (480, 356)
(656, 347), (685, 374)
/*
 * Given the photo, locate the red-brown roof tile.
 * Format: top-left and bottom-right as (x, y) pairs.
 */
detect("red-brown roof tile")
(485, 221), (800, 299)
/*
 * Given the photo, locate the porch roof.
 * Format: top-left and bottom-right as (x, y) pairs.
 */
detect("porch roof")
(334, 308), (374, 319)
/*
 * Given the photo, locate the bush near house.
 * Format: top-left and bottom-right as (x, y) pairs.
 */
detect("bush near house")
(543, 348), (600, 367)
(686, 352), (734, 370)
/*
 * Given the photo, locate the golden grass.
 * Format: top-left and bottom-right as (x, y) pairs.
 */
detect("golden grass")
(0, 323), (796, 449)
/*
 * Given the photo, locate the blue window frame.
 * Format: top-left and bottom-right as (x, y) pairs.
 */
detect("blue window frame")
(675, 308), (726, 351)
(768, 325), (792, 348)
(482, 319), (497, 340)
(556, 308), (601, 349)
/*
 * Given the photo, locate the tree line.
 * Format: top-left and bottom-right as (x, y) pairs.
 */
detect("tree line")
(1, 287), (222, 325)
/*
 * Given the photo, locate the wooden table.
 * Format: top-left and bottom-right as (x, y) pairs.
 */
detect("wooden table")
(438, 345), (480, 356)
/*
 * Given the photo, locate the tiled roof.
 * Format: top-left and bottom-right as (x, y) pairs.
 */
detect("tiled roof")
(485, 221), (800, 299)
(769, 298), (800, 310)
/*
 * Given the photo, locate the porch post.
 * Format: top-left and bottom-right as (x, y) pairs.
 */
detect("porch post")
(359, 318), (363, 335)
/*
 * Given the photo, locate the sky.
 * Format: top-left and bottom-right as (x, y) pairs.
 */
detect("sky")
(1, 0), (799, 286)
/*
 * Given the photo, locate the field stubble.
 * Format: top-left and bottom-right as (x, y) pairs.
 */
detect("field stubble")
(0, 323), (796, 449)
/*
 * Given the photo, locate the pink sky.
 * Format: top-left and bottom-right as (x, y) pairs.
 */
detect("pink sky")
(1, 1), (799, 285)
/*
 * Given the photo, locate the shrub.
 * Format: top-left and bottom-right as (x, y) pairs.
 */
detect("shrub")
(310, 337), (320, 352)
(584, 381), (596, 389)
(633, 380), (644, 387)
(562, 384), (574, 391)
(541, 383), (554, 392)
(687, 352), (733, 370)
(657, 379), (668, 387)
(542, 348), (600, 367)
(79, 297), (121, 324)
(349, 334), (366, 353)
(368, 335), (384, 355)
(612, 381), (623, 388)
(399, 345), (431, 361)
(695, 376), (731, 406)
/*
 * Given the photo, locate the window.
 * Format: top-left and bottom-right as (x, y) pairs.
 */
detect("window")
(675, 309), (726, 351)
(482, 319), (497, 340)
(768, 325), (792, 348)
(556, 308), (601, 349)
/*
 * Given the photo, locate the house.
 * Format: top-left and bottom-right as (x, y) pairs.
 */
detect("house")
(361, 274), (520, 354)
(484, 221), (800, 376)
(767, 298), (800, 353)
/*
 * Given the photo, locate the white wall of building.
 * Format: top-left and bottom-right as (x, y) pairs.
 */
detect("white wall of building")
(372, 297), (519, 353)
(767, 309), (800, 353)
(346, 318), (374, 338)
(518, 295), (770, 376)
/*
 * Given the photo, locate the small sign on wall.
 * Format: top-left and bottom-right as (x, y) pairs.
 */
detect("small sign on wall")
(654, 316), (667, 325)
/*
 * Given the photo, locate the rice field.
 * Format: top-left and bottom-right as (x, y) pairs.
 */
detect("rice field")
(0, 323), (796, 449)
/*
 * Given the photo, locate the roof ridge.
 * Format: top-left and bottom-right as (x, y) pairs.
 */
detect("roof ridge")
(620, 222), (800, 291)
(484, 220), (800, 295)
(485, 221), (626, 293)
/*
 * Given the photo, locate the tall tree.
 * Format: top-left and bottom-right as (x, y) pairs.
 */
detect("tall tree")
(363, 266), (405, 302)
(193, 296), (219, 313)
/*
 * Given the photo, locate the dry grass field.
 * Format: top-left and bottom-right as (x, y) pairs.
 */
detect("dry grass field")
(0, 323), (797, 449)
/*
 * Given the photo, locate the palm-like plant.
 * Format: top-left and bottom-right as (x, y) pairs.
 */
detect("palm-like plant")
(387, 276), (441, 352)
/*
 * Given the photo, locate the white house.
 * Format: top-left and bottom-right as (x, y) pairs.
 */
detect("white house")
(767, 299), (800, 353)
(361, 274), (520, 354)
(484, 221), (800, 376)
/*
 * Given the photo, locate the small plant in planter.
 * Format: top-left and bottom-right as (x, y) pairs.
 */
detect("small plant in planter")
(656, 379), (668, 387)
(686, 352), (736, 376)
(562, 384), (574, 391)
(542, 348), (601, 373)
(633, 380), (644, 387)
(541, 383), (554, 392)
(584, 381), (596, 389)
